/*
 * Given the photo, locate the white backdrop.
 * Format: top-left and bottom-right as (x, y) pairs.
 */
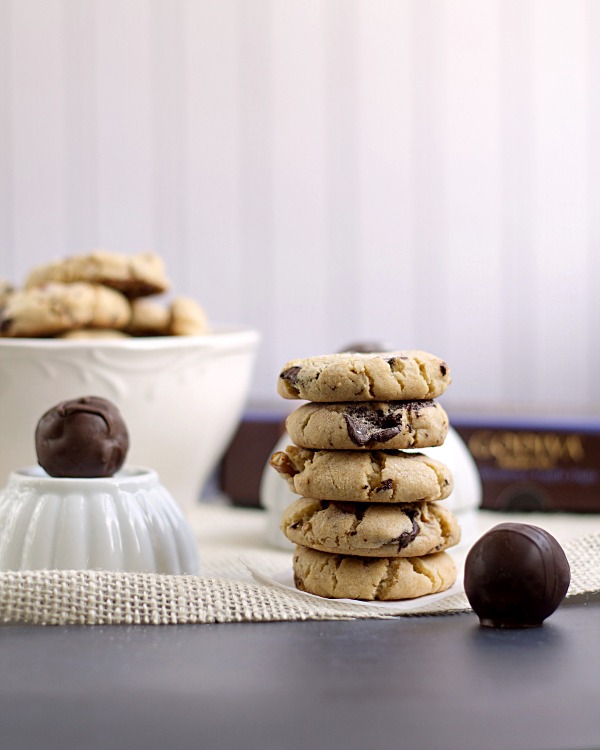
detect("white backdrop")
(0, 0), (598, 413)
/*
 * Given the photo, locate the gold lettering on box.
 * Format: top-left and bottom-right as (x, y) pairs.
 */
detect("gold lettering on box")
(468, 430), (585, 470)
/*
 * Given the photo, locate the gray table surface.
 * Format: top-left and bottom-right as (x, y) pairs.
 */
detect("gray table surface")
(1, 596), (599, 750)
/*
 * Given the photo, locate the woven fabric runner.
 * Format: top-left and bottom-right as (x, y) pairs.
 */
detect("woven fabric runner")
(0, 505), (599, 626)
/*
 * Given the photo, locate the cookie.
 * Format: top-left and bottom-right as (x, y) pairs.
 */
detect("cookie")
(169, 297), (209, 336)
(281, 498), (460, 558)
(293, 545), (457, 601)
(25, 250), (169, 298)
(286, 400), (449, 450)
(277, 350), (450, 402)
(127, 298), (171, 336)
(270, 446), (453, 503)
(0, 282), (131, 337)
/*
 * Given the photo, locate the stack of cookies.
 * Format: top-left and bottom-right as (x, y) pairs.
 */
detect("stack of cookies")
(0, 250), (209, 339)
(270, 350), (461, 602)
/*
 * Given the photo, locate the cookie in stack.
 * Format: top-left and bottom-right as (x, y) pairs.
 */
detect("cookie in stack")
(270, 350), (460, 601)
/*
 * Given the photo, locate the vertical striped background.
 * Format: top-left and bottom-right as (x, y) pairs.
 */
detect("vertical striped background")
(0, 0), (598, 413)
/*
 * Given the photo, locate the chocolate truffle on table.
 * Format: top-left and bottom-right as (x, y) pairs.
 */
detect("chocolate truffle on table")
(464, 523), (571, 629)
(35, 396), (129, 478)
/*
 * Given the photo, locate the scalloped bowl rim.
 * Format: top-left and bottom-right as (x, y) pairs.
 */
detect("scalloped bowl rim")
(0, 326), (260, 352)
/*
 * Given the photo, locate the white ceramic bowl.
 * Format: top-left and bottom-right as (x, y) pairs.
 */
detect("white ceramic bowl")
(0, 467), (200, 573)
(0, 329), (260, 513)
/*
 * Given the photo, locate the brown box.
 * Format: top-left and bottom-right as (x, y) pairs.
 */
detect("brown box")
(220, 411), (286, 508)
(453, 420), (600, 513)
(220, 409), (600, 513)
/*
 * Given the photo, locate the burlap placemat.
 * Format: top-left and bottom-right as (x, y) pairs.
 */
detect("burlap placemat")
(0, 513), (598, 626)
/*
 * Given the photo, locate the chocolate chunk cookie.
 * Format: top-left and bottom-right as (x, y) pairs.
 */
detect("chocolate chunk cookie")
(25, 250), (170, 298)
(277, 350), (450, 402)
(281, 498), (460, 558)
(127, 298), (171, 336)
(0, 282), (131, 337)
(286, 400), (449, 450)
(271, 446), (453, 503)
(169, 297), (209, 336)
(293, 545), (457, 601)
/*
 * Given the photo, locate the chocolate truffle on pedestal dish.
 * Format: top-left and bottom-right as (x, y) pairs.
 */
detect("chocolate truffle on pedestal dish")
(35, 396), (129, 478)
(464, 523), (570, 628)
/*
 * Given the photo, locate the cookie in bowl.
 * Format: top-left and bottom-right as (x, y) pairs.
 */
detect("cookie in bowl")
(0, 250), (259, 509)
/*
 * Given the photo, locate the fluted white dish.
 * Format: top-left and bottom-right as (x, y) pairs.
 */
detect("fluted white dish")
(0, 328), (260, 513)
(0, 467), (200, 574)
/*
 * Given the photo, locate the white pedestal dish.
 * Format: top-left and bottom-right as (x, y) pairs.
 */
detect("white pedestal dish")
(0, 467), (200, 574)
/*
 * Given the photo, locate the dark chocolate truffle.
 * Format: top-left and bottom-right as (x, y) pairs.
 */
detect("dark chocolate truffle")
(464, 523), (570, 628)
(35, 396), (129, 478)
(339, 341), (391, 354)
